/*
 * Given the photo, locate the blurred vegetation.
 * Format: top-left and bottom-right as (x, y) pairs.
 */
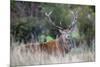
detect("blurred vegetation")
(11, 1), (95, 47)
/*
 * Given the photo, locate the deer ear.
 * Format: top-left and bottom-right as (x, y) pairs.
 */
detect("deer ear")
(59, 29), (63, 33)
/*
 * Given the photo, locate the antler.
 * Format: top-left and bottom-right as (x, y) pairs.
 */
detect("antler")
(45, 11), (63, 30)
(45, 10), (78, 31)
(68, 10), (78, 31)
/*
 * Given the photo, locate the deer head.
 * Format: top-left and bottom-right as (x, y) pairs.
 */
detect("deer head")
(45, 10), (78, 52)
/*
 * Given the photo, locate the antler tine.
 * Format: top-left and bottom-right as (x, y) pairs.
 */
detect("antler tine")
(68, 10), (78, 30)
(48, 11), (53, 16)
(71, 10), (78, 20)
(45, 11), (63, 30)
(45, 11), (53, 17)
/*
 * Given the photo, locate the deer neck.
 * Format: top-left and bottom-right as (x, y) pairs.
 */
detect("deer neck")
(57, 36), (65, 47)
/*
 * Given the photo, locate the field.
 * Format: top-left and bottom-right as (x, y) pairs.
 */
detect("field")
(10, 1), (95, 67)
(10, 42), (95, 66)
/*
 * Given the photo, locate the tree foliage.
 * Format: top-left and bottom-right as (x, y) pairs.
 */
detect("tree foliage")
(11, 1), (95, 47)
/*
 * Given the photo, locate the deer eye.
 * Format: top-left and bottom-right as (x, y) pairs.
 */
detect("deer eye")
(65, 35), (70, 39)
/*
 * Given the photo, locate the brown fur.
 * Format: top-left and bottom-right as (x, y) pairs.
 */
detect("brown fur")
(24, 39), (71, 56)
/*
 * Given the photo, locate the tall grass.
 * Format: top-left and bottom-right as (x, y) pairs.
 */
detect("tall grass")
(10, 42), (95, 67)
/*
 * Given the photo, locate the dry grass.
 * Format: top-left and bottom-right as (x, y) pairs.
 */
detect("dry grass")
(10, 42), (95, 67)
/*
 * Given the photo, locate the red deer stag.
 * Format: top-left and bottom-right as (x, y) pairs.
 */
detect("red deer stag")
(25, 10), (78, 56)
